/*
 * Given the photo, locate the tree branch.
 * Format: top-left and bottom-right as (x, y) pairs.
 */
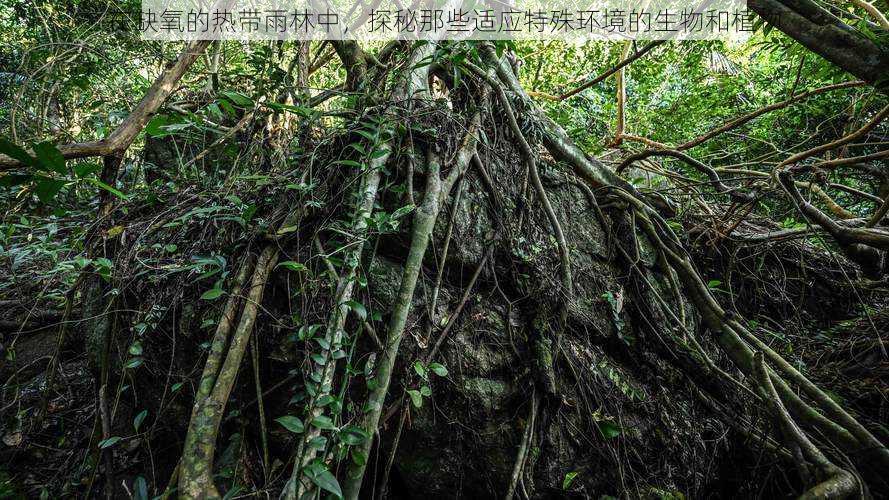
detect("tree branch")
(748, 0), (889, 90)
(0, 40), (213, 169)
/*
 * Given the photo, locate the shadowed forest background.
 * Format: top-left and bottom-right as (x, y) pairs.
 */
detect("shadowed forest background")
(1, 0), (889, 498)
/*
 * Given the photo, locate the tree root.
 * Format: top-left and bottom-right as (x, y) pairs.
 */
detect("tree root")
(505, 389), (539, 500)
(283, 153), (385, 500)
(179, 246), (278, 499)
(616, 189), (889, 489)
(343, 104), (482, 498)
(754, 353), (859, 500)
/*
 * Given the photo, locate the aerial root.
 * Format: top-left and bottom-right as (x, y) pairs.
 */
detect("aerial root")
(505, 389), (539, 500)
(754, 353), (859, 500)
(602, 185), (889, 491)
(284, 154), (385, 500)
(464, 59), (574, 361)
(180, 246), (279, 499)
(343, 75), (483, 495)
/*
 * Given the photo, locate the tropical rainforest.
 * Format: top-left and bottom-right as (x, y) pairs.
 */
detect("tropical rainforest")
(1, 0), (888, 498)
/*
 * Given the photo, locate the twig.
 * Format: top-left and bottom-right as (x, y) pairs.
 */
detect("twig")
(559, 41), (665, 101)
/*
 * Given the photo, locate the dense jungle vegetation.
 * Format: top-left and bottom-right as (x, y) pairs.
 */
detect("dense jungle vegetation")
(1, 0), (889, 498)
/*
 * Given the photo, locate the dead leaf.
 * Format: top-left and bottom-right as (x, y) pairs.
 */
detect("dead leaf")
(3, 432), (23, 447)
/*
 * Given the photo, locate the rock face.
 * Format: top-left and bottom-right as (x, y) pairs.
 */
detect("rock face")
(370, 151), (884, 498)
(135, 127), (721, 499)
(367, 158), (736, 498)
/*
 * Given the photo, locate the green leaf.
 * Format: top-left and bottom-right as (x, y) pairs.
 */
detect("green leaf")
(33, 178), (66, 203)
(391, 204), (415, 219)
(98, 436), (121, 449)
(334, 159), (364, 169)
(220, 90), (254, 107)
(206, 102), (223, 119)
(278, 261), (308, 272)
(428, 362), (448, 377)
(351, 448), (367, 466)
(218, 99), (235, 117)
(598, 421), (621, 439)
(33, 142), (66, 174)
(306, 464), (343, 499)
(344, 300), (367, 321)
(0, 136), (35, 166)
(133, 476), (149, 500)
(307, 436), (327, 450)
(406, 389), (423, 408)
(562, 471), (579, 490)
(145, 115), (174, 138)
(124, 357), (144, 369)
(128, 341), (143, 356)
(311, 415), (336, 430)
(87, 178), (128, 199)
(265, 102), (312, 117)
(275, 415), (305, 433)
(0, 174), (33, 187)
(133, 410), (148, 432)
(339, 425), (369, 446)
(369, 148), (389, 159)
(222, 486), (243, 500)
(298, 324), (321, 341)
(107, 225), (124, 238)
(413, 361), (427, 380)
(707, 280), (722, 289)
(201, 288), (225, 300)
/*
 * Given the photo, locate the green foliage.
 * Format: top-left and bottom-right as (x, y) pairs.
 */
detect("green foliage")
(200, 287), (225, 300)
(597, 421), (622, 439)
(98, 436), (121, 449)
(0, 470), (21, 499)
(303, 462), (343, 499)
(562, 471), (579, 490)
(133, 410), (148, 432)
(344, 300), (367, 320)
(276, 415), (306, 434)
(277, 261), (308, 272)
